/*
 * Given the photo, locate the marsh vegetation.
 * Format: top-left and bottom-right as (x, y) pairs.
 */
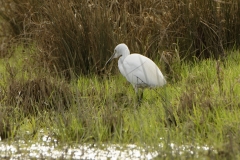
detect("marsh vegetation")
(0, 0), (240, 159)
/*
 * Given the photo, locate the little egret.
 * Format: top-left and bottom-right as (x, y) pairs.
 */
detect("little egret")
(105, 43), (166, 102)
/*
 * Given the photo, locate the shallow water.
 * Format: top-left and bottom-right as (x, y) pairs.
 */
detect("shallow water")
(0, 130), (217, 159)
(0, 137), (217, 159)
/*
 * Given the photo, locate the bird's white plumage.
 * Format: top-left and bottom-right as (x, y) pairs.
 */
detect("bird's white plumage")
(106, 43), (166, 93)
(121, 54), (166, 89)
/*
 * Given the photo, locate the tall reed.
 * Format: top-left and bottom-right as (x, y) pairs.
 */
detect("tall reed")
(1, 0), (240, 76)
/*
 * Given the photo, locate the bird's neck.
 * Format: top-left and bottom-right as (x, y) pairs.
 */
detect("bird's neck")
(120, 49), (130, 61)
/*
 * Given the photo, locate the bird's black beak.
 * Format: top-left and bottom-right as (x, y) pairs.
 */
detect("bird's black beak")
(105, 52), (115, 67)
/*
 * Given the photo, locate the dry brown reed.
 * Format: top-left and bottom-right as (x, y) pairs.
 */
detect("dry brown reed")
(1, 0), (239, 76)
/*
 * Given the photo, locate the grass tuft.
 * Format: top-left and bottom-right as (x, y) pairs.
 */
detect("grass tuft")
(1, 0), (240, 158)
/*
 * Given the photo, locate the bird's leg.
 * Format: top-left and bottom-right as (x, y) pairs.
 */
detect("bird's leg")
(134, 87), (140, 105)
(136, 88), (143, 105)
(139, 89), (143, 104)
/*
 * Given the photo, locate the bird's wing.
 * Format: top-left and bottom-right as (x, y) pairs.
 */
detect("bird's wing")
(122, 54), (166, 87)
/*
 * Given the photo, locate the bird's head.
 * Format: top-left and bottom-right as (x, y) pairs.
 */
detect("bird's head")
(105, 43), (130, 66)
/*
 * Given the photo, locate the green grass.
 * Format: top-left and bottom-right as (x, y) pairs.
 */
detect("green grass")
(1, 47), (240, 158)
(1, 1), (240, 158)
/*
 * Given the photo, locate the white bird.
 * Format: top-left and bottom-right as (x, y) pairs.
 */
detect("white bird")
(105, 43), (166, 102)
